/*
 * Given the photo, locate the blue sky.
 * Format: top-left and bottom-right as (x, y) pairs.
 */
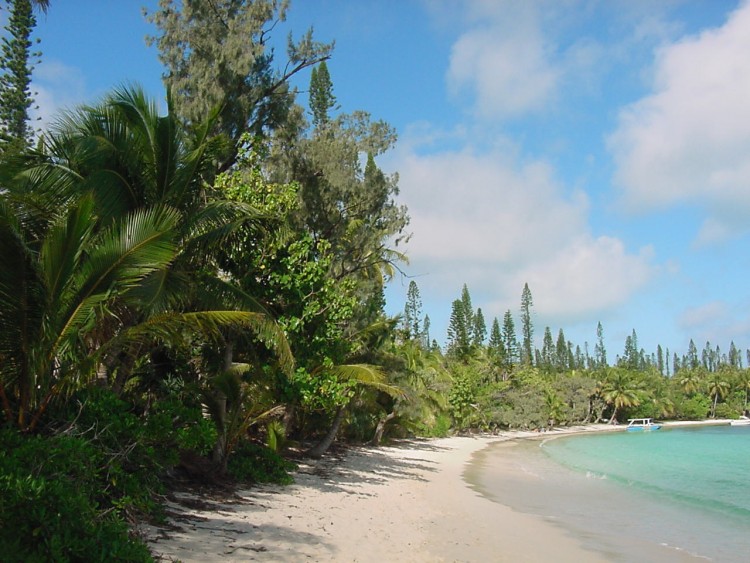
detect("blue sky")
(18, 0), (750, 361)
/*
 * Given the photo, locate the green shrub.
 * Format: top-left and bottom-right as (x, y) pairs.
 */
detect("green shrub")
(0, 430), (152, 562)
(673, 394), (711, 420)
(227, 441), (296, 485)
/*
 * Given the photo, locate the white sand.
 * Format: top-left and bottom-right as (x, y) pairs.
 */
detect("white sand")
(144, 427), (625, 562)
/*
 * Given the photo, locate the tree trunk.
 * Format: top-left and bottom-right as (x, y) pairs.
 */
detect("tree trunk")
(370, 411), (396, 446)
(609, 405), (619, 425)
(307, 405), (346, 458)
(282, 401), (297, 437)
(211, 340), (234, 469)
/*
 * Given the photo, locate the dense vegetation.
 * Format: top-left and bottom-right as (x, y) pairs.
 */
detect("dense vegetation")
(0, 1), (746, 560)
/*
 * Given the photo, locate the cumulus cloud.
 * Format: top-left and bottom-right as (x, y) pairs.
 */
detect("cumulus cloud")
(390, 136), (657, 324)
(609, 1), (750, 242)
(445, 0), (562, 120)
(447, 25), (559, 119)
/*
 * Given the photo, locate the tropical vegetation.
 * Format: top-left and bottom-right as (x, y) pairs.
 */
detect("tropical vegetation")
(1, 1), (749, 560)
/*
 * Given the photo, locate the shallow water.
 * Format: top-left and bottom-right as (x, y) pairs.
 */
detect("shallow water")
(467, 426), (750, 562)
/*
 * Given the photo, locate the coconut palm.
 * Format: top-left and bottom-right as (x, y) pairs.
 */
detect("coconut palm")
(21, 86), (288, 382)
(679, 369), (704, 396)
(600, 368), (642, 424)
(707, 373), (731, 418)
(0, 195), (180, 430)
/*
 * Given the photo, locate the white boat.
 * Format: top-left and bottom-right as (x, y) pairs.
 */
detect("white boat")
(730, 416), (750, 426)
(626, 418), (662, 431)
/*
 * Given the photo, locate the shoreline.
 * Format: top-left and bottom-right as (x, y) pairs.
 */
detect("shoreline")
(144, 421), (731, 562)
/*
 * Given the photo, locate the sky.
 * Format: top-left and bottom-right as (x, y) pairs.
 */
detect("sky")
(15, 0), (750, 361)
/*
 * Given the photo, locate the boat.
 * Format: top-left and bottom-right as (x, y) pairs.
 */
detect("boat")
(626, 418), (662, 431)
(730, 416), (750, 426)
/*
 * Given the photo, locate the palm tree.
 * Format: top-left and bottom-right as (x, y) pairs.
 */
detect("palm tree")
(679, 369), (703, 396)
(707, 374), (730, 418)
(307, 363), (403, 457)
(22, 86), (289, 385)
(0, 86), (294, 430)
(734, 369), (750, 409)
(600, 368), (642, 424)
(0, 195), (180, 430)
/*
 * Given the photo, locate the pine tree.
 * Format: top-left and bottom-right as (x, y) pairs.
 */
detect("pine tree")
(0, 0), (45, 154)
(687, 339), (699, 370)
(541, 326), (554, 369)
(657, 344), (664, 375)
(488, 317), (504, 359)
(594, 321), (607, 368)
(403, 280), (423, 341)
(729, 341), (740, 368)
(473, 307), (487, 347)
(460, 284), (475, 342)
(309, 60), (336, 128)
(555, 328), (568, 370)
(501, 309), (518, 369)
(422, 314), (431, 349)
(520, 283), (534, 366)
(447, 299), (471, 360)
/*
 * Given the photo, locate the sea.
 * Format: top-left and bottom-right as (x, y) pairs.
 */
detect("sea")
(466, 425), (750, 562)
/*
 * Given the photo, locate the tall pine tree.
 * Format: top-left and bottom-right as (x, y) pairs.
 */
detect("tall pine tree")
(309, 60), (336, 128)
(501, 310), (518, 369)
(520, 283), (534, 366)
(0, 0), (47, 154)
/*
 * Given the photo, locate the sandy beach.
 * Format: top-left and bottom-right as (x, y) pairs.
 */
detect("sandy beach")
(144, 426), (629, 562)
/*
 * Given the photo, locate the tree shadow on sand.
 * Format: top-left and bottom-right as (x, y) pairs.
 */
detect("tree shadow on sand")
(147, 439), (455, 561)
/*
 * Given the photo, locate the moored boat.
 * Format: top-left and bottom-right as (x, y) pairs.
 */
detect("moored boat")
(626, 418), (662, 431)
(730, 416), (750, 426)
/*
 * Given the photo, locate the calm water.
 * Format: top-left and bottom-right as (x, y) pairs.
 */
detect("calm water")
(468, 426), (750, 562)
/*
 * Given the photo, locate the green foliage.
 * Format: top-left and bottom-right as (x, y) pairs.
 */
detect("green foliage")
(448, 368), (478, 429)
(227, 441), (296, 485)
(0, 429), (152, 562)
(146, 0), (332, 146)
(673, 394), (711, 420)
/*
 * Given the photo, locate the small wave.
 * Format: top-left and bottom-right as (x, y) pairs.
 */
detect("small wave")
(659, 542), (712, 561)
(585, 471), (607, 480)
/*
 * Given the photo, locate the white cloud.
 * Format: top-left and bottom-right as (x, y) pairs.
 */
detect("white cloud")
(390, 135), (657, 324)
(447, 25), (559, 119)
(609, 1), (750, 241)
(445, 0), (562, 120)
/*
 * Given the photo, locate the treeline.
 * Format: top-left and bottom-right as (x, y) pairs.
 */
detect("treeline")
(398, 280), (750, 431)
(440, 282), (748, 376)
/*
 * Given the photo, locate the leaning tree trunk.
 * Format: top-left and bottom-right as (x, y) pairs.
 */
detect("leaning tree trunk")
(370, 411), (396, 446)
(609, 405), (619, 425)
(307, 405), (346, 458)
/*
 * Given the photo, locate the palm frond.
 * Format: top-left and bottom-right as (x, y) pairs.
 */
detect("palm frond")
(330, 364), (404, 399)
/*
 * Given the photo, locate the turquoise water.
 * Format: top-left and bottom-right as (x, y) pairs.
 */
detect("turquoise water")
(470, 426), (750, 562)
